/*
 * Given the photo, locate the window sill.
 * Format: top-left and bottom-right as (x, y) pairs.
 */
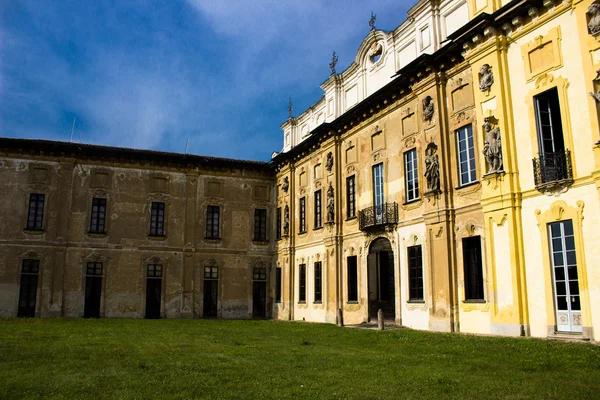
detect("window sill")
(313, 226), (323, 231)
(407, 300), (425, 304)
(274, 300), (282, 304)
(23, 228), (44, 235)
(148, 234), (167, 241)
(298, 301), (306, 304)
(313, 301), (322, 304)
(403, 198), (421, 205)
(462, 299), (486, 303)
(347, 301), (359, 304)
(87, 231), (107, 237)
(298, 231), (307, 235)
(345, 216), (357, 222)
(455, 181), (480, 190)
(204, 237), (222, 241)
(252, 239), (269, 245)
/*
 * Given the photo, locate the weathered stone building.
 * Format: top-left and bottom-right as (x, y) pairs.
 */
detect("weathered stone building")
(2, 0), (600, 342)
(0, 139), (274, 319)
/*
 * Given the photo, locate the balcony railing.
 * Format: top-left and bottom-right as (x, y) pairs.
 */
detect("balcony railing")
(532, 149), (573, 191)
(358, 203), (398, 232)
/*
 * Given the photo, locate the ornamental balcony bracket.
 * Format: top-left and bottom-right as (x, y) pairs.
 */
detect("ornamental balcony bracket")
(532, 149), (574, 195)
(358, 203), (398, 232)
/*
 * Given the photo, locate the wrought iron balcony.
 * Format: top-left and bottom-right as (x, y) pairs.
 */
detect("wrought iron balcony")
(358, 203), (398, 232)
(532, 149), (573, 191)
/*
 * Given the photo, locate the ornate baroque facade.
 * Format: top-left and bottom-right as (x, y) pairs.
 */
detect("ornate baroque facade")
(272, 0), (600, 340)
(2, 0), (600, 341)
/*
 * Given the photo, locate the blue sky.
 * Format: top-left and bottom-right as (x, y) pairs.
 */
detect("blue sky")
(0, 0), (411, 161)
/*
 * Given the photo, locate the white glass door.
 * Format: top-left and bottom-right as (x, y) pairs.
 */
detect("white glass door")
(548, 220), (582, 333)
(372, 163), (384, 224)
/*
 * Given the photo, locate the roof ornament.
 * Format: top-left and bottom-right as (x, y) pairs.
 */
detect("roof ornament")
(288, 98), (293, 118)
(329, 51), (339, 75)
(369, 11), (376, 32)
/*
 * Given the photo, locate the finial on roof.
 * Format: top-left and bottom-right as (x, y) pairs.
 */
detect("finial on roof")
(329, 51), (339, 75)
(369, 11), (376, 31)
(288, 98), (293, 118)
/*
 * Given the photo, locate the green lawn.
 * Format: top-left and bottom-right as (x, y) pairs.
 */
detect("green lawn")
(0, 319), (599, 399)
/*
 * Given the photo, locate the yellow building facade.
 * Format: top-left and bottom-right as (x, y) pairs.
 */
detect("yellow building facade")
(272, 0), (600, 340)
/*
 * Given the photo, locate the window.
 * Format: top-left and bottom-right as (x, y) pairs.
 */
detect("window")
(147, 264), (163, 278)
(408, 245), (424, 301)
(314, 190), (322, 228)
(26, 193), (45, 230)
(346, 176), (356, 218)
(276, 207), (282, 240)
(89, 198), (107, 233)
(299, 264), (306, 303)
(204, 266), (218, 280)
(462, 236), (484, 301)
(299, 197), (306, 233)
(456, 125), (477, 186)
(372, 163), (384, 207)
(254, 209), (267, 241)
(253, 267), (267, 281)
(314, 262), (322, 303)
(149, 202), (165, 236)
(534, 88), (565, 155)
(347, 256), (358, 302)
(404, 149), (419, 202)
(18, 259), (40, 317)
(206, 205), (220, 239)
(275, 268), (282, 303)
(87, 262), (103, 276)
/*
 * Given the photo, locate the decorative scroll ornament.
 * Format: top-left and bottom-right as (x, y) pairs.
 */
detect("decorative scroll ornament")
(329, 51), (338, 75)
(369, 11), (376, 31)
(588, 2), (600, 36)
(283, 205), (290, 236)
(282, 176), (289, 193)
(424, 142), (440, 192)
(478, 64), (494, 92)
(422, 95), (434, 122)
(327, 184), (335, 223)
(482, 117), (504, 174)
(325, 152), (334, 172)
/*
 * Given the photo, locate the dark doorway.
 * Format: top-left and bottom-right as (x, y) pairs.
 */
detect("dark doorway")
(203, 266), (218, 318)
(84, 262), (103, 318)
(252, 267), (267, 318)
(145, 264), (162, 319)
(367, 238), (395, 321)
(18, 259), (39, 317)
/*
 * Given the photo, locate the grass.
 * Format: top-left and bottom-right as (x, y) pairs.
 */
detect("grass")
(1, 319), (599, 399)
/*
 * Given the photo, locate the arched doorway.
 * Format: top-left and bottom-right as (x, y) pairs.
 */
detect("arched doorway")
(367, 238), (395, 321)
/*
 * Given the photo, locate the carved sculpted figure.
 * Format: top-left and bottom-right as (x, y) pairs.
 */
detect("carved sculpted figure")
(478, 64), (494, 92)
(482, 118), (503, 174)
(422, 96), (434, 122)
(327, 184), (335, 223)
(325, 152), (334, 172)
(283, 205), (289, 236)
(588, 2), (600, 36)
(424, 143), (440, 192)
(368, 42), (383, 59)
(282, 176), (289, 193)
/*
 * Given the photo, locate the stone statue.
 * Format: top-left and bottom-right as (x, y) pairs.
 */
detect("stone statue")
(590, 90), (600, 103)
(283, 205), (289, 236)
(424, 143), (440, 192)
(369, 11), (376, 31)
(368, 42), (383, 60)
(588, 2), (600, 35)
(423, 96), (434, 122)
(482, 117), (503, 174)
(325, 152), (334, 172)
(327, 184), (335, 223)
(288, 98), (293, 118)
(478, 64), (494, 92)
(282, 176), (289, 193)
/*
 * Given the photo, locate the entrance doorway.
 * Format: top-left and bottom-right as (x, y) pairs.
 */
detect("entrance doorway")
(548, 220), (582, 333)
(84, 262), (103, 318)
(18, 259), (40, 317)
(367, 238), (395, 321)
(252, 267), (267, 318)
(145, 264), (162, 319)
(203, 266), (218, 318)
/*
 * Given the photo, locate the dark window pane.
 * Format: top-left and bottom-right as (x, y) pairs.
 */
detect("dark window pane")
(556, 296), (568, 310)
(347, 256), (358, 302)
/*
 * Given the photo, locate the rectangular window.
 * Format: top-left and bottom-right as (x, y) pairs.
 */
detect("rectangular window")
(86, 262), (103, 276)
(275, 268), (282, 303)
(347, 256), (358, 302)
(404, 149), (419, 202)
(253, 208), (267, 241)
(314, 190), (322, 228)
(408, 245), (424, 301)
(147, 264), (163, 278)
(346, 175), (356, 218)
(89, 198), (107, 233)
(18, 259), (40, 317)
(314, 261), (322, 303)
(276, 207), (282, 240)
(149, 201), (165, 236)
(206, 205), (220, 239)
(456, 125), (477, 186)
(372, 163), (384, 207)
(462, 236), (484, 301)
(204, 266), (218, 280)
(26, 193), (45, 230)
(299, 197), (306, 233)
(299, 264), (306, 303)
(534, 88), (565, 155)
